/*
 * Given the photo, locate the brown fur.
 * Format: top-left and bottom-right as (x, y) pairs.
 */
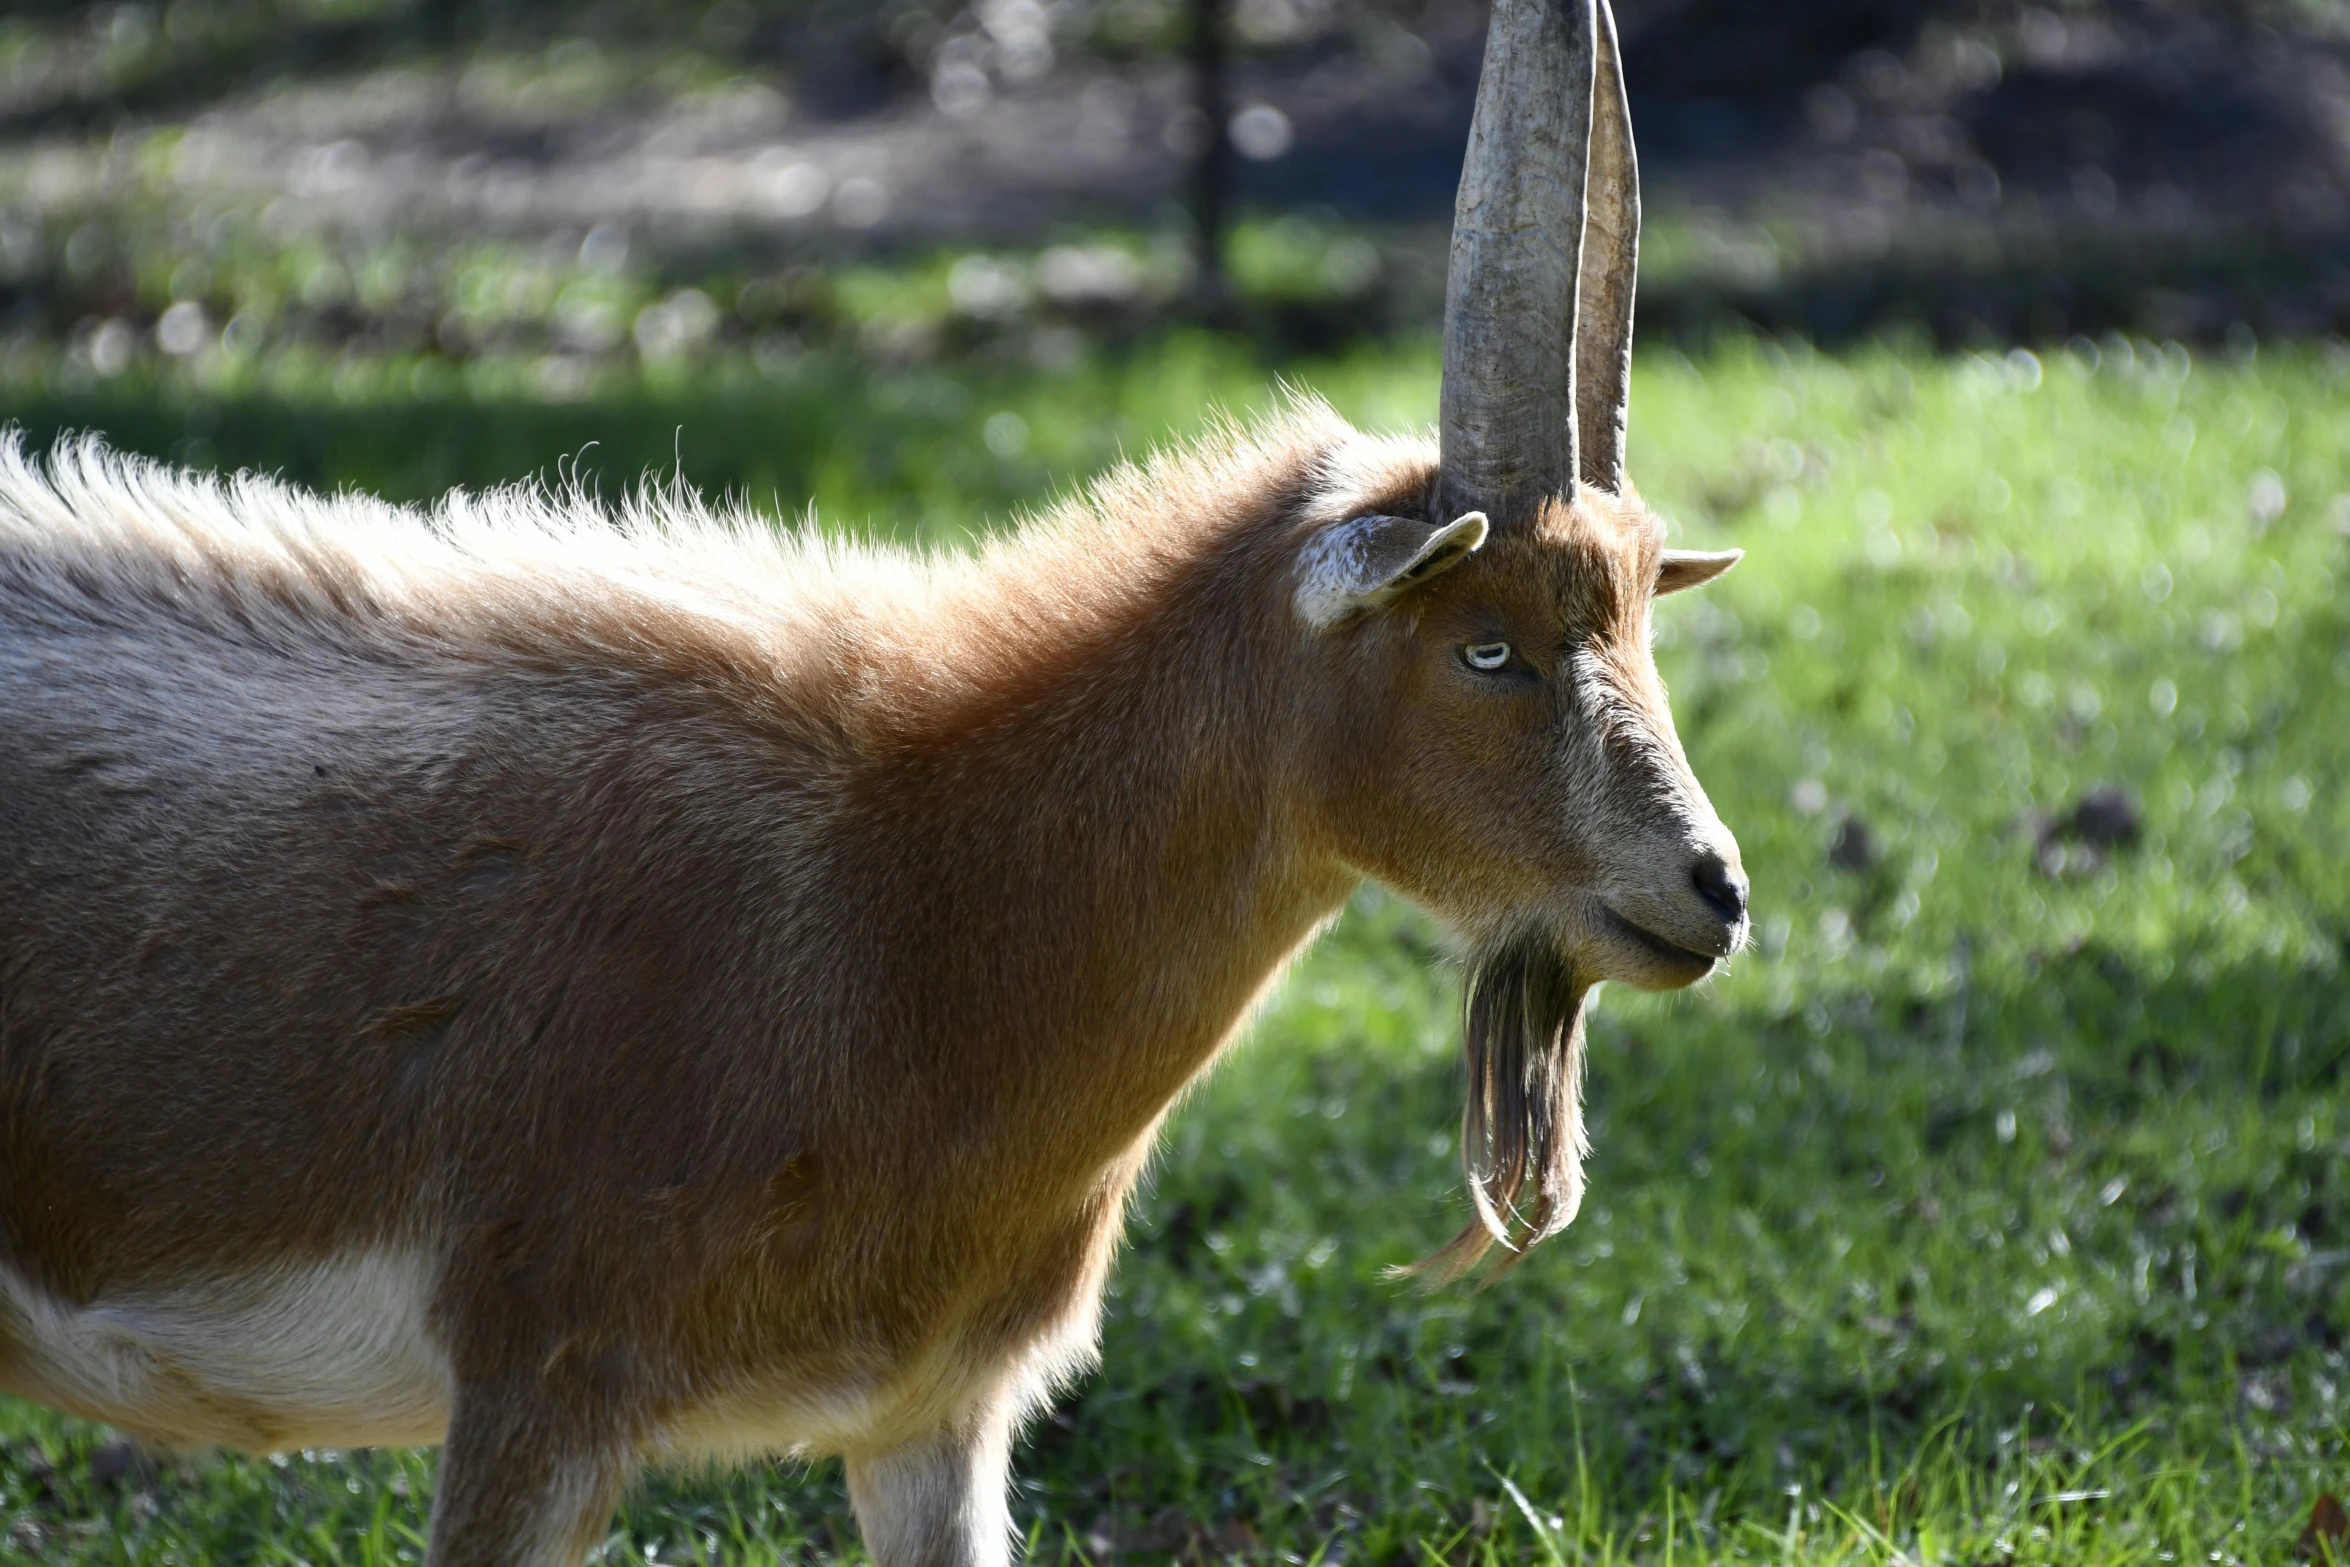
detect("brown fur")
(0, 405), (1741, 1565)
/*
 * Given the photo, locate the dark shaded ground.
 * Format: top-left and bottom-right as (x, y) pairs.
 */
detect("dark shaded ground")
(10, 0), (2350, 380)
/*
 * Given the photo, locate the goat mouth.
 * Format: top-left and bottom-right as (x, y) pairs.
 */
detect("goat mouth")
(1601, 907), (1719, 970)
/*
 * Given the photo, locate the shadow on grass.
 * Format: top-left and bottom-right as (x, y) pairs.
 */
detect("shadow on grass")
(1027, 931), (2350, 1536)
(1644, 226), (2350, 351)
(0, 0), (876, 142)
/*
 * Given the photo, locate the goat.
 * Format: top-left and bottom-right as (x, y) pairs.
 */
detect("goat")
(0, 1), (1746, 1562)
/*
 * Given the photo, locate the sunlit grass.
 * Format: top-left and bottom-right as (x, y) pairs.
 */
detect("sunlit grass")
(3, 331), (2348, 1563)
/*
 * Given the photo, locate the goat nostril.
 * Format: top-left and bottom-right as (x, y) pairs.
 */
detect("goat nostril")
(1691, 853), (1748, 924)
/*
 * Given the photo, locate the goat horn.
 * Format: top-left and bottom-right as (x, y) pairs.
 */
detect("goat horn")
(1576, 0), (1638, 494)
(1437, 0), (1597, 531)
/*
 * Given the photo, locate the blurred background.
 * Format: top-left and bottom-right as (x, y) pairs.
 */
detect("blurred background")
(6, 3), (2350, 1565)
(13, 0), (2350, 492)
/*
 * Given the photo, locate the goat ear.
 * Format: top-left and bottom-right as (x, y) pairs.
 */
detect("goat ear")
(1656, 548), (1741, 595)
(1295, 511), (1490, 628)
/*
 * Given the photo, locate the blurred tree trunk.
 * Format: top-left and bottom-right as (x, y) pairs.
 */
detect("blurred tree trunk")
(1189, 0), (1232, 315)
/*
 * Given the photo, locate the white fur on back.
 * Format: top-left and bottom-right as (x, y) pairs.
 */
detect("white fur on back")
(0, 1252), (451, 1449)
(0, 413), (1439, 689)
(0, 435), (947, 662)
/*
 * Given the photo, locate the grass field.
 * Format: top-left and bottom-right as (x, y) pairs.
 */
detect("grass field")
(4, 324), (2350, 1565)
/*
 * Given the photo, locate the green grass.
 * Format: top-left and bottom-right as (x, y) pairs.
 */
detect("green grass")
(5, 329), (2350, 1564)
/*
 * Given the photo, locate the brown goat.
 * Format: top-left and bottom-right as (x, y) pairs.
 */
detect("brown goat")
(0, 3), (1746, 1562)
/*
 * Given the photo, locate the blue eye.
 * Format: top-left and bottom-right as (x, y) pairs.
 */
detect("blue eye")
(1463, 641), (1512, 671)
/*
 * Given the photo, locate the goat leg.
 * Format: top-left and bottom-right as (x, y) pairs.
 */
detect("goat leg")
(846, 1409), (1017, 1567)
(426, 1383), (634, 1567)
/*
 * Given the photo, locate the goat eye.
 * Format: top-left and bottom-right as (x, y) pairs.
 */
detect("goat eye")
(1462, 641), (1512, 671)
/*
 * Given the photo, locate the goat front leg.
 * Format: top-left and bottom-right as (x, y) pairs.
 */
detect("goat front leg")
(427, 1382), (635, 1567)
(846, 1411), (1017, 1567)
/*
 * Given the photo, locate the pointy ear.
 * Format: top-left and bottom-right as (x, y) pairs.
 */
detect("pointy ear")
(1295, 511), (1489, 629)
(1656, 548), (1742, 595)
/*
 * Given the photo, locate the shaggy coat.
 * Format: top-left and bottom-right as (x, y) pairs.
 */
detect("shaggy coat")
(0, 406), (1742, 1566)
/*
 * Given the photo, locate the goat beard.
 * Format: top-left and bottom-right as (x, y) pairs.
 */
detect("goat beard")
(1404, 933), (1594, 1287)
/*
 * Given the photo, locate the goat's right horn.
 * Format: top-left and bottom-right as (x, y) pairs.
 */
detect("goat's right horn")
(1575, 0), (1639, 495)
(1437, 0), (1599, 531)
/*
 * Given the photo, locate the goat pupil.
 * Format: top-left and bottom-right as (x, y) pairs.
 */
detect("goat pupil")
(1467, 642), (1510, 670)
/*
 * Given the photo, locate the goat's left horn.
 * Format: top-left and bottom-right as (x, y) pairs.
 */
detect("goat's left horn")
(1436, 0), (1597, 533)
(1575, 0), (1639, 495)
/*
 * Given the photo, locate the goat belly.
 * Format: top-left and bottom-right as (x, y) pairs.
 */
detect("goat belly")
(0, 1252), (451, 1450)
